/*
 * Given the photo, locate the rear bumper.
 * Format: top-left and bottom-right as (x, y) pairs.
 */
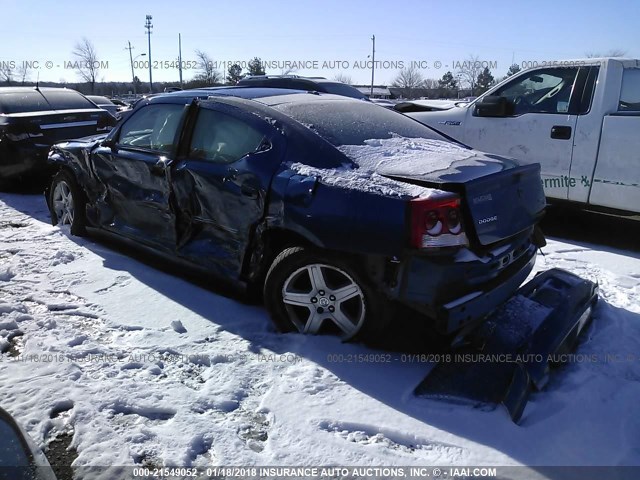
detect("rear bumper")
(415, 268), (598, 423)
(0, 141), (52, 181)
(436, 251), (536, 332)
(395, 234), (537, 333)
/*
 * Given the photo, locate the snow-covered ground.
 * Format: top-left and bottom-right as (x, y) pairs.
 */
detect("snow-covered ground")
(0, 193), (639, 476)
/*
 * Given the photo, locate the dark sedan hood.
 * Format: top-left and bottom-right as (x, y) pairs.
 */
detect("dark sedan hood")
(59, 133), (109, 145)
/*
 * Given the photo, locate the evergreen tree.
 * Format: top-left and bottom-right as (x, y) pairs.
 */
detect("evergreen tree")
(476, 67), (495, 95)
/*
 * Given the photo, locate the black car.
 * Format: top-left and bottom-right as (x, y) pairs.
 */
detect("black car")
(237, 75), (369, 100)
(86, 95), (120, 118)
(46, 88), (545, 341)
(0, 87), (116, 187)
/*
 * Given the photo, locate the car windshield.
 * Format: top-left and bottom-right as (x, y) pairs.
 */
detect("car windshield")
(273, 99), (447, 147)
(0, 91), (50, 114)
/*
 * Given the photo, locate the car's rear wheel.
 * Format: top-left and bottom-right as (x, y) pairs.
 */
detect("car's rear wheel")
(49, 171), (87, 236)
(264, 247), (387, 341)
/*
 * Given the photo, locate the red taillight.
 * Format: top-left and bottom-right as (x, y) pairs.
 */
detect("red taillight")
(410, 195), (468, 249)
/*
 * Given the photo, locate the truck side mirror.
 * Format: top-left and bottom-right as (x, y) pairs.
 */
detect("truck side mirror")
(474, 96), (509, 117)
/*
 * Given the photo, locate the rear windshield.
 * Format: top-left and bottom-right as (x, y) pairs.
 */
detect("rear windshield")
(42, 90), (96, 110)
(0, 90), (97, 114)
(320, 83), (367, 100)
(88, 96), (113, 105)
(0, 91), (50, 114)
(273, 100), (446, 147)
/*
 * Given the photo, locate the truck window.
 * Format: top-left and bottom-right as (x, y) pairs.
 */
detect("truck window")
(619, 69), (640, 112)
(493, 68), (579, 115)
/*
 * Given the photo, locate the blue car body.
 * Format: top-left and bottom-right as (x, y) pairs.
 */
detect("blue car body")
(46, 88), (546, 335)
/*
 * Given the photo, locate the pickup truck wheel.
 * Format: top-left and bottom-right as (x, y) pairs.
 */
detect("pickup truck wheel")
(49, 171), (87, 236)
(264, 247), (386, 341)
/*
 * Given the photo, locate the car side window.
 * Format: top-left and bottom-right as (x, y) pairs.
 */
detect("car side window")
(494, 68), (579, 115)
(189, 108), (264, 164)
(619, 68), (640, 112)
(118, 104), (185, 153)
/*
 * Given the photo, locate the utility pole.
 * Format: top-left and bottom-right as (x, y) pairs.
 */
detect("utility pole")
(145, 15), (153, 93)
(370, 35), (375, 97)
(126, 41), (137, 94)
(178, 33), (183, 87)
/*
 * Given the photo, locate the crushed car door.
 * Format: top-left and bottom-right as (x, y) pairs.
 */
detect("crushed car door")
(170, 102), (284, 278)
(91, 102), (187, 249)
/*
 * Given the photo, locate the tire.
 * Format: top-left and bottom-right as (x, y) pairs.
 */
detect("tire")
(263, 247), (388, 341)
(49, 170), (87, 236)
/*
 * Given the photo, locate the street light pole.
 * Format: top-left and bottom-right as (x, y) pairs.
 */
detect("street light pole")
(126, 41), (146, 95)
(145, 15), (153, 93)
(370, 35), (375, 97)
(130, 51), (146, 95)
(178, 33), (183, 87)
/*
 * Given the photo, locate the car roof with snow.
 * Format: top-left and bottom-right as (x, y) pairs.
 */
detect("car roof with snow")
(159, 86), (311, 101)
(147, 87), (361, 110)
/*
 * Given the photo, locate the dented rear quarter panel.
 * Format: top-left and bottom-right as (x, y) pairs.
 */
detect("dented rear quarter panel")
(269, 169), (409, 256)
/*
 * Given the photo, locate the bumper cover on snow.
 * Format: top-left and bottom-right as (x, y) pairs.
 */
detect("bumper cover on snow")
(415, 268), (598, 423)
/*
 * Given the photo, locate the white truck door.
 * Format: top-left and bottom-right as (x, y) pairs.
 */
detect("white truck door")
(461, 67), (582, 201)
(589, 66), (640, 213)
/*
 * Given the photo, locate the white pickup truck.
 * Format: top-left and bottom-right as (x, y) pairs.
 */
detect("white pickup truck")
(399, 58), (640, 215)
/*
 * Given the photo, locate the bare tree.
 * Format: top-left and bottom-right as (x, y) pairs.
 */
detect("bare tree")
(585, 49), (627, 58)
(0, 64), (13, 85)
(392, 64), (424, 88)
(457, 54), (483, 96)
(422, 78), (438, 89)
(72, 38), (100, 93)
(195, 50), (221, 85)
(16, 64), (30, 85)
(391, 65), (424, 99)
(333, 73), (353, 84)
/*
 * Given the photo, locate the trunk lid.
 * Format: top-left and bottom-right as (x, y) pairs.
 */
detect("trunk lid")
(460, 163), (545, 245)
(378, 154), (546, 246)
(6, 109), (115, 145)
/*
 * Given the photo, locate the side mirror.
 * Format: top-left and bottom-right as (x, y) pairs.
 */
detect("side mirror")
(100, 137), (116, 149)
(474, 96), (510, 117)
(0, 407), (57, 479)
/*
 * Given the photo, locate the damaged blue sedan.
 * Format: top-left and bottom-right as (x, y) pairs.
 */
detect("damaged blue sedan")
(46, 88), (548, 342)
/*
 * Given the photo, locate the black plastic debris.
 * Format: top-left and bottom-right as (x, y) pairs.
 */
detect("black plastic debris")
(415, 268), (598, 423)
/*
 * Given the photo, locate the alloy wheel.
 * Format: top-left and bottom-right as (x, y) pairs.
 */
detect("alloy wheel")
(52, 181), (75, 226)
(281, 263), (366, 340)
